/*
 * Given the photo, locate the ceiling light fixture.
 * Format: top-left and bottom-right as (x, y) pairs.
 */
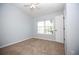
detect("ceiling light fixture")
(30, 3), (36, 8)
(24, 3), (40, 9)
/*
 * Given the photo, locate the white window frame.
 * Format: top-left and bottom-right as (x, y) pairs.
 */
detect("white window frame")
(37, 20), (55, 35)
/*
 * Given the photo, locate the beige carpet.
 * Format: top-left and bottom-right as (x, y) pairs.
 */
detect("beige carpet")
(0, 38), (65, 55)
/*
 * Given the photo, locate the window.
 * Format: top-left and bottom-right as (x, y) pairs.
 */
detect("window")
(37, 20), (54, 34)
(37, 21), (44, 34)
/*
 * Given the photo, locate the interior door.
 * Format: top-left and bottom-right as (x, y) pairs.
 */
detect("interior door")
(55, 15), (64, 43)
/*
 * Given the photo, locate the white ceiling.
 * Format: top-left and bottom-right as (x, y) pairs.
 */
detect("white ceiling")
(11, 3), (65, 17)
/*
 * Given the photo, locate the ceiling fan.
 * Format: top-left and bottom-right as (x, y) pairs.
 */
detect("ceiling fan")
(24, 3), (40, 9)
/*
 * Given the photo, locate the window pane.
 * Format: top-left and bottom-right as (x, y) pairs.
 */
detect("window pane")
(38, 26), (44, 29)
(45, 20), (54, 34)
(45, 26), (51, 34)
(45, 20), (51, 26)
(37, 21), (44, 34)
(38, 21), (44, 26)
(38, 28), (44, 34)
(51, 22), (54, 29)
(37, 20), (54, 34)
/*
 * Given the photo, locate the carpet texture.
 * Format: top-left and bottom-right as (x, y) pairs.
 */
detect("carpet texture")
(0, 38), (65, 55)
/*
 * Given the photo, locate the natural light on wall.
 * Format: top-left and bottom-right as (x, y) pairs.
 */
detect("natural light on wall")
(37, 20), (54, 34)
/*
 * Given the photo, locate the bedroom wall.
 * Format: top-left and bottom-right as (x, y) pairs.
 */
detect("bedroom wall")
(32, 11), (64, 43)
(65, 3), (79, 54)
(0, 3), (64, 48)
(0, 4), (33, 47)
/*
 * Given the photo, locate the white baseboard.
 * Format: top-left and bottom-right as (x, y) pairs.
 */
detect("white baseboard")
(32, 37), (54, 41)
(0, 36), (63, 48)
(33, 37), (64, 44)
(0, 37), (31, 48)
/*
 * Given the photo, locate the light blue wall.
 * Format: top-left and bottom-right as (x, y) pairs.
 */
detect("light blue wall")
(65, 3), (79, 54)
(0, 4), (33, 47)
